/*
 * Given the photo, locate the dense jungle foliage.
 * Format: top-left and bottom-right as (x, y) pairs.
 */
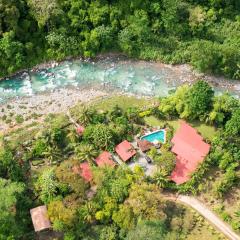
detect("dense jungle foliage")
(0, 0), (240, 79)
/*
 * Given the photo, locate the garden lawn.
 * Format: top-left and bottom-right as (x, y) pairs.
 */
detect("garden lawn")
(191, 121), (218, 141)
(92, 96), (157, 112)
(144, 116), (180, 131)
(187, 223), (227, 240)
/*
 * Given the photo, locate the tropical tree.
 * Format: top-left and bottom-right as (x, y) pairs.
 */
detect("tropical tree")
(153, 169), (170, 188)
(126, 220), (167, 240)
(48, 200), (77, 231)
(83, 124), (116, 150)
(208, 93), (240, 125)
(0, 178), (25, 239)
(79, 201), (98, 224)
(0, 146), (23, 181)
(75, 144), (98, 164)
(55, 160), (87, 196)
(186, 80), (214, 120)
(76, 105), (95, 126)
(27, 0), (62, 28)
(153, 149), (175, 175)
(36, 168), (59, 204)
(43, 145), (62, 165)
(225, 109), (240, 137)
(108, 105), (123, 122)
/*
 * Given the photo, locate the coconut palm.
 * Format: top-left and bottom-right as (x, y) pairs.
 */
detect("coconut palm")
(43, 145), (62, 165)
(153, 168), (169, 188)
(234, 210), (240, 218)
(83, 202), (97, 223)
(75, 144), (98, 164)
(67, 128), (80, 145)
(77, 105), (94, 126)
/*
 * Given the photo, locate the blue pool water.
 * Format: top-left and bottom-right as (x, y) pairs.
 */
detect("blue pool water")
(141, 130), (165, 143)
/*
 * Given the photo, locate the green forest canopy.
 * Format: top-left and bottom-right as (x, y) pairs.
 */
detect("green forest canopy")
(0, 0), (240, 79)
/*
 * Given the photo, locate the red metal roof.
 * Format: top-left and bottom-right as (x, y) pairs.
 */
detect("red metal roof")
(137, 139), (154, 152)
(72, 162), (93, 182)
(30, 205), (51, 232)
(95, 151), (116, 167)
(115, 140), (136, 162)
(76, 126), (85, 135)
(170, 121), (210, 185)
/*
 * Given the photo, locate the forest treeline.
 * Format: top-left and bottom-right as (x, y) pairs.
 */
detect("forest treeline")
(0, 0), (240, 79)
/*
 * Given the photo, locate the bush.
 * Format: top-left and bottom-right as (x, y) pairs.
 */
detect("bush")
(15, 114), (24, 124)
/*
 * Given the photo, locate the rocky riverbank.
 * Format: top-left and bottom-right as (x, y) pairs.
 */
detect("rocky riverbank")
(0, 86), (109, 133)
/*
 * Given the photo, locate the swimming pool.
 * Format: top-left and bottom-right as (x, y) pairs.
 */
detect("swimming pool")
(141, 130), (166, 144)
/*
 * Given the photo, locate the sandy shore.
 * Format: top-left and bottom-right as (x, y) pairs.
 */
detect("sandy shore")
(0, 87), (109, 132)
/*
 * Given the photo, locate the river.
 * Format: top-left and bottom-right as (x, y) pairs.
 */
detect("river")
(0, 55), (240, 104)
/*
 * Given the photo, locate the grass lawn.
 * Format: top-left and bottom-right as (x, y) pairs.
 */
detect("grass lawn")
(144, 116), (217, 141)
(91, 95), (157, 112)
(182, 206), (227, 240)
(187, 222), (227, 240)
(191, 120), (218, 141)
(144, 116), (180, 131)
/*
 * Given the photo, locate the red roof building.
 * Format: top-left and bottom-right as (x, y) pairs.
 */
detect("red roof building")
(137, 139), (154, 152)
(115, 140), (136, 162)
(76, 126), (85, 135)
(72, 162), (93, 182)
(30, 205), (51, 232)
(95, 151), (116, 167)
(170, 121), (210, 185)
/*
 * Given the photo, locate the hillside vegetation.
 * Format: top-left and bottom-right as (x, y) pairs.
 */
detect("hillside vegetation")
(0, 0), (240, 79)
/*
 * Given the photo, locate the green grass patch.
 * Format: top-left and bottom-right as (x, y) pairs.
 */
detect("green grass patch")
(191, 121), (218, 141)
(92, 96), (157, 112)
(144, 116), (180, 131)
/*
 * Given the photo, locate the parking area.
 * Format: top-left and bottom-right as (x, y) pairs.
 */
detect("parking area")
(127, 140), (157, 176)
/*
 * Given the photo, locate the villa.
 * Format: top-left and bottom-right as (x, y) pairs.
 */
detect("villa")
(115, 140), (136, 162)
(30, 205), (51, 232)
(95, 151), (116, 167)
(170, 121), (210, 184)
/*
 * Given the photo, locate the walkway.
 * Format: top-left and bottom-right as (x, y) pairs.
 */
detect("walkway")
(169, 194), (240, 240)
(66, 110), (79, 128)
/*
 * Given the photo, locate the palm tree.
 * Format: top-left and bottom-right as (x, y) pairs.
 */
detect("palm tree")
(43, 145), (62, 165)
(75, 144), (98, 164)
(78, 105), (94, 126)
(83, 202), (96, 223)
(67, 128), (80, 145)
(153, 168), (169, 188)
(234, 210), (240, 218)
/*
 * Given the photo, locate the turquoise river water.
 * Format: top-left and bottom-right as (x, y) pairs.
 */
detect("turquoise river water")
(0, 56), (239, 103)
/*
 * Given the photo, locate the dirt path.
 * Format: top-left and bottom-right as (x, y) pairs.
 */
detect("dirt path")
(169, 195), (240, 240)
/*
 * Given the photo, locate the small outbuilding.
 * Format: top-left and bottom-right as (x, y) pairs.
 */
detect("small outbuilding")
(115, 140), (136, 162)
(76, 126), (85, 135)
(137, 139), (154, 152)
(95, 151), (116, 167)
(72, 162), (93, 182)
(30, 205), (51, 232)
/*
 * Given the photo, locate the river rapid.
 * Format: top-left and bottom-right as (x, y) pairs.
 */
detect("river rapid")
(0, 54), (240, 104)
